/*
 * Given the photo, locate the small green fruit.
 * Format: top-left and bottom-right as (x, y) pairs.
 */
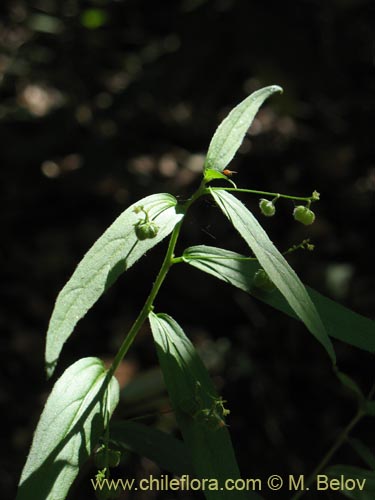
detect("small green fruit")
(134, 221), (159, 240)
(293, 205), (315, 225)
(94, 447), (121, 468)
(253, 269), (276, 292)
(259, 199), (276, 217)
(107, 450), (121, 468)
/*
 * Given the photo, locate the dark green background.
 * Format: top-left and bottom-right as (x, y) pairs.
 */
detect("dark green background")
(1, 1), (374, 498)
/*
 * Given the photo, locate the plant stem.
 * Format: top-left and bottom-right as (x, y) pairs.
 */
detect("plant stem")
(206, 187), (314, 202)
(108, 181), (206, 377)
(291, 409), (365, 500)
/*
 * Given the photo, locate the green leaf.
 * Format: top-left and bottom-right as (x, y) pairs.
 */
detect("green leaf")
(204, 85), (282, 172)
(325, 465), (375, 499)
(182, 245), (375, 353)
(335, 370), (364, 400)
(207, 190), (335, 363)
(45, 193), (183, 378)
(364, 401), (375, 416)
(204, 169), (231, 182)
(149, 312), (262, 500)
(17, 357), (119, 500)
(348, 439), (375, 470)
(109, 420), (193, 476)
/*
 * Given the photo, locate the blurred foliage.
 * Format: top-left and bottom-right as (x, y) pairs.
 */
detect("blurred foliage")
(1, 0), (374, 499)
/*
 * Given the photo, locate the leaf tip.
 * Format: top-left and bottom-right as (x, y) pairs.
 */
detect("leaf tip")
(45, 359), (57, 379)
(271, 84), (283, 94)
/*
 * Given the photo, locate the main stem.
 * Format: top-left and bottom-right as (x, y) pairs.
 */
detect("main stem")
(108, 181), (206, 377)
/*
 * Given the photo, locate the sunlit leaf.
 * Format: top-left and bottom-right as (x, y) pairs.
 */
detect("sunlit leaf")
(109, 420), (193, 476)
(204, 85), (282, 172)
(46, 193), (183, 378)
(182, 245), (375, 353)
(149, 312), (262, 500)
(17, 357), (119, 500)
(209, 190), (335, 362)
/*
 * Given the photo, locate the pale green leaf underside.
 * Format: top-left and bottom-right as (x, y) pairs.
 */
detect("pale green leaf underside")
(149, 312), (262, 500)
(17, 357), (119, 500)
(46, 193), (183, 378)
(210, 190), (336, 363)
(182, 245), (375, 353)
(204, 85), (282, 172)
(109, 420), (193, 476)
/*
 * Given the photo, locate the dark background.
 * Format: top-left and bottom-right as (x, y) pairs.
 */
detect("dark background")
(1, 0), (374, 499)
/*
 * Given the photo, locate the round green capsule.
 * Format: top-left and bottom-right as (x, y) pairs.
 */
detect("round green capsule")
(134, 221), (159, 240)
(94, 447), (121, 469)
(253, 268), (276, 292)
(259, 198), (276, 217)
(293, 205), (315, 225)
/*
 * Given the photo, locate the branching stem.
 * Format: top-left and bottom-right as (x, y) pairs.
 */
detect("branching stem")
(108, 181), (207, 377)
(206, 186), (315, 202)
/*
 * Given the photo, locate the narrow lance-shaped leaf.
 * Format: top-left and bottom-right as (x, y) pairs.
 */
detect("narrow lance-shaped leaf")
(17, 357), (119, 500)
(182, 245), (375, 353)
(204, 85), (282, 173)
(335, 370), (365, 400)
(149, 312), (262, 500)
(210, 189), (336, 363)
(109, 420), (193, 476)
(46, 193), (184, 378)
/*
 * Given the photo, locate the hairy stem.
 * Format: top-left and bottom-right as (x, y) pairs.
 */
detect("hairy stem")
(108, 181), (206, 377)
(206, 187), (314, 202)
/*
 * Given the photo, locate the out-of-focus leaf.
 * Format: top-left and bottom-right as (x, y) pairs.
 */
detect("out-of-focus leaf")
(149, 312), (262, 499)
(325, 465), (375, 499)
(204, 85), (282, 173)
(348, 439), (375, 470)
(182, 245), (375, 353)
(335, 370), (364, 400)
(27, 14), (64, 34)
(109, 420), (193, 476)
(45, 193), (183, 378)
(210, 190), (335, 362)
(364, 401), (375, 416)
(120, 367), (164, 405)
(81, 9), (108, 29)
(17, 357), (119, 500)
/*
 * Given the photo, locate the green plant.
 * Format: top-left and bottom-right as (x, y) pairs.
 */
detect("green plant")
(17, 86), (375, 500)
